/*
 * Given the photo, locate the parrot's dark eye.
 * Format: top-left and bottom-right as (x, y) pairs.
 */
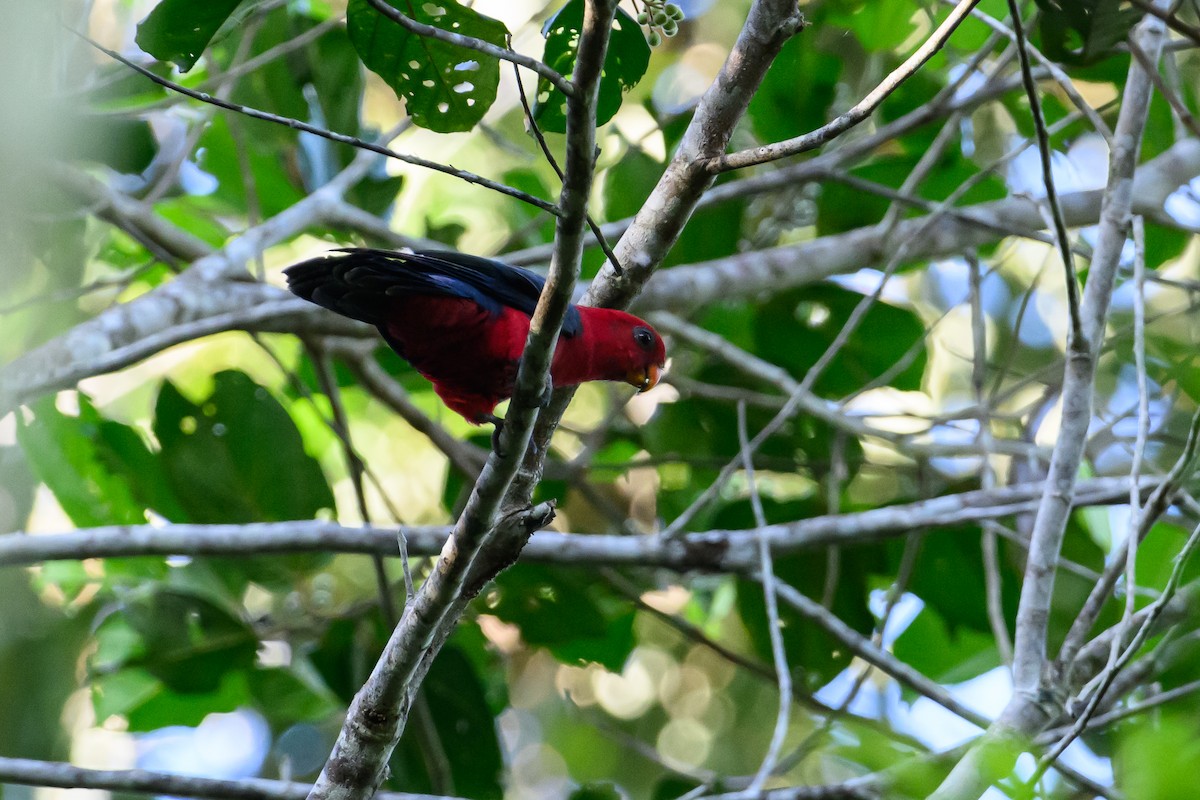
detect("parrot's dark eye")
(633, 326), (655, 350)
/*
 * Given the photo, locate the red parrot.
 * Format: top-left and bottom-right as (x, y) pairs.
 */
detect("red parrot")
(284, 248), (666, 426)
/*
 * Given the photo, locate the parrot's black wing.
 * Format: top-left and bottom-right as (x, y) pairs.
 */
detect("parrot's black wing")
(283, 248), (582, 337)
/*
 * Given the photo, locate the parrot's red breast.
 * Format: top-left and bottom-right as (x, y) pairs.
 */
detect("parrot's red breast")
(284, 249), (666, 423)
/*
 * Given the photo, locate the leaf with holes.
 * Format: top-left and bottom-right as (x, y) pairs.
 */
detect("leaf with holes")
(346, 0), (507, 133)
(135, 0), (245, 71)
(535, 0), (650, 133)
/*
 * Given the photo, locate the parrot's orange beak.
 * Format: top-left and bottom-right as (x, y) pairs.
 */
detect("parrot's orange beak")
(627, 363), (662, 392)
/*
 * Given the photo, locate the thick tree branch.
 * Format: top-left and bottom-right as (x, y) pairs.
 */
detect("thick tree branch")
(1010, 0), (1166, 702)
(7, 138), (1198, 414)
(634, 137), (1200, 313)
(305, 4), (618, 798)
(928, 7), (1169, 798)
(0, 147), (384, 415)
(0, 476), (1158, 570)
(588, 0), (806, 308)
(507, 0), (808, 501)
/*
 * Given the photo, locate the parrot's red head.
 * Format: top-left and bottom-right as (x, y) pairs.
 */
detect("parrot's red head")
(564, 307), (667, 393)
(624, 319), (667, 392)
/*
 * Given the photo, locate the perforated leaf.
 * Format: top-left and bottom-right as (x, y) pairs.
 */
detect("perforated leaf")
(135, 0), (244, 71)
(535, 0), (650, 133)
(346, 0), (507, 133)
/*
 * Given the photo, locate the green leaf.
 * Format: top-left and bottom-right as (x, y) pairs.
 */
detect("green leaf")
(489, 564), (635, 670)
(415, 646), (504, 799)
(752, 285), (927, 397)
(197, 116), (305, 218)
(602, 145), (662, 222)
(0, 571), (92, 757)
(893, 604), (998, 685)
(1034, 0), (1144, 66)
(828, 0), (920, 53)
(536, 0), (651, 133)
(125, 669), (250, 730)
(1118, 713), (1200, 800)
(310, 615), (389, 703)
(346, 0), (507, 133)
(135, 0), (246, 71)
(748, 34), (841, 144)
(17, 396), (147, 527)
(247, 667), (338, 724)
(153, 371), (335, 523)
(0, 445), (37, 533)
(120, 587), (258, 693)
(92, 668), (161, 723)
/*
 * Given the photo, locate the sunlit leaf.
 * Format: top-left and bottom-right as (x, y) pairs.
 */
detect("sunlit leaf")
(346, 0), (507, 133)
(535, 0), (650, 133)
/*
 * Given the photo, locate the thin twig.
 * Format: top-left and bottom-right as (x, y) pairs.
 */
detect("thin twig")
(75, 31), (560, 215)
(1128, 0), (1200, 44)
(1032, 513), (1200, 785)
(738, 403), (792, 795)
(1005, 0), (1084, 345)
(708, 0), (982, 172)
(510, 57), (623, 274)
(968, 249), (1014, 664)
(0, 757), (455, 800)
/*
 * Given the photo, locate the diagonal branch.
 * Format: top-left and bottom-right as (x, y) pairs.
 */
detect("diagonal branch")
(304, 3), (619, 798)
(927, 6), (1170, 798)
(78, 33), (559, 215)
(508, 0), (807, 502)
(1009, 0), (1167, 701)
(0, 143), (389, 415)
(1005, 0), (1084, 344)
(708, 0), (981, 173)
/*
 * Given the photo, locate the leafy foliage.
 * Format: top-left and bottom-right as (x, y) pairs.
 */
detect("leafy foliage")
(8, 1), (1200, 799)
(536, 0), (651, 132)
(135, 0), (245, 71)
(346, 0), (508, 133)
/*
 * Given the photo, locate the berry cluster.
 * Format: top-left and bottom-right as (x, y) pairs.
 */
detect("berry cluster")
(635, 1), (685, 46)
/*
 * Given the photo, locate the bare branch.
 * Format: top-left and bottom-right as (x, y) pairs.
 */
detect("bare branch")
(0, 476), (1159, 571)
(1128, 0), (1200, 45)
(771, 582), (989, 729)
(0, 755), (456, 800)
(77, 32), (559, 215)
(1010, 3), (1167, 696)
(307, 3), (619, 797)
(928, 6), (1171, 797)
(737, 403), (792, 796)
(708, 0), (981, 173)
(0, 144), (385, 414)
(1005, 0), (1084, 344)
(634, 137), (1200, 313)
